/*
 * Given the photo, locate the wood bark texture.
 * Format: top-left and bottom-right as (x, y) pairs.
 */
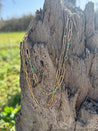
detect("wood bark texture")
(15, 0), (98, 130)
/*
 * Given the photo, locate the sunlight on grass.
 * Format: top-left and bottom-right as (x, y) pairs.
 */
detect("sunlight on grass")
(0, 32), (25, 44)
(0, 32), (25, 130)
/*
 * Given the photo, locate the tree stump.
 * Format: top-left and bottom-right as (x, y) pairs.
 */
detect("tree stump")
(15, 0), (98, 130)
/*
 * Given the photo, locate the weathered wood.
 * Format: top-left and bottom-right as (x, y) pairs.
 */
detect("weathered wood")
(15, 0), (98, 130)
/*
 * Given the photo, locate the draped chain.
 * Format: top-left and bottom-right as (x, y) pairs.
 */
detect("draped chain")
(21, 12), (73, 109)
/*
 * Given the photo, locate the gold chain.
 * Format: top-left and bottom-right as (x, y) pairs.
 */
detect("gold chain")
(21, 14), (73, 109)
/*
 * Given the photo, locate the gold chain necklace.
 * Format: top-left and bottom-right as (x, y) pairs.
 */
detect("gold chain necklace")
(21, 15), (73, 109)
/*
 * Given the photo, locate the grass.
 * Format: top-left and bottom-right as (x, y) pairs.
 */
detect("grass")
(0, 32), (25, 130)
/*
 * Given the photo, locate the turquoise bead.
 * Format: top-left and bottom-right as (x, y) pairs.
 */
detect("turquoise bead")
(55, 87), (58, 91)
(29, 60), (31, 62)
(49, 87), (58, 95)
(67, 43), (70, 45)
(56, 87), (58, 89)
(49, 92), (52, 95)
